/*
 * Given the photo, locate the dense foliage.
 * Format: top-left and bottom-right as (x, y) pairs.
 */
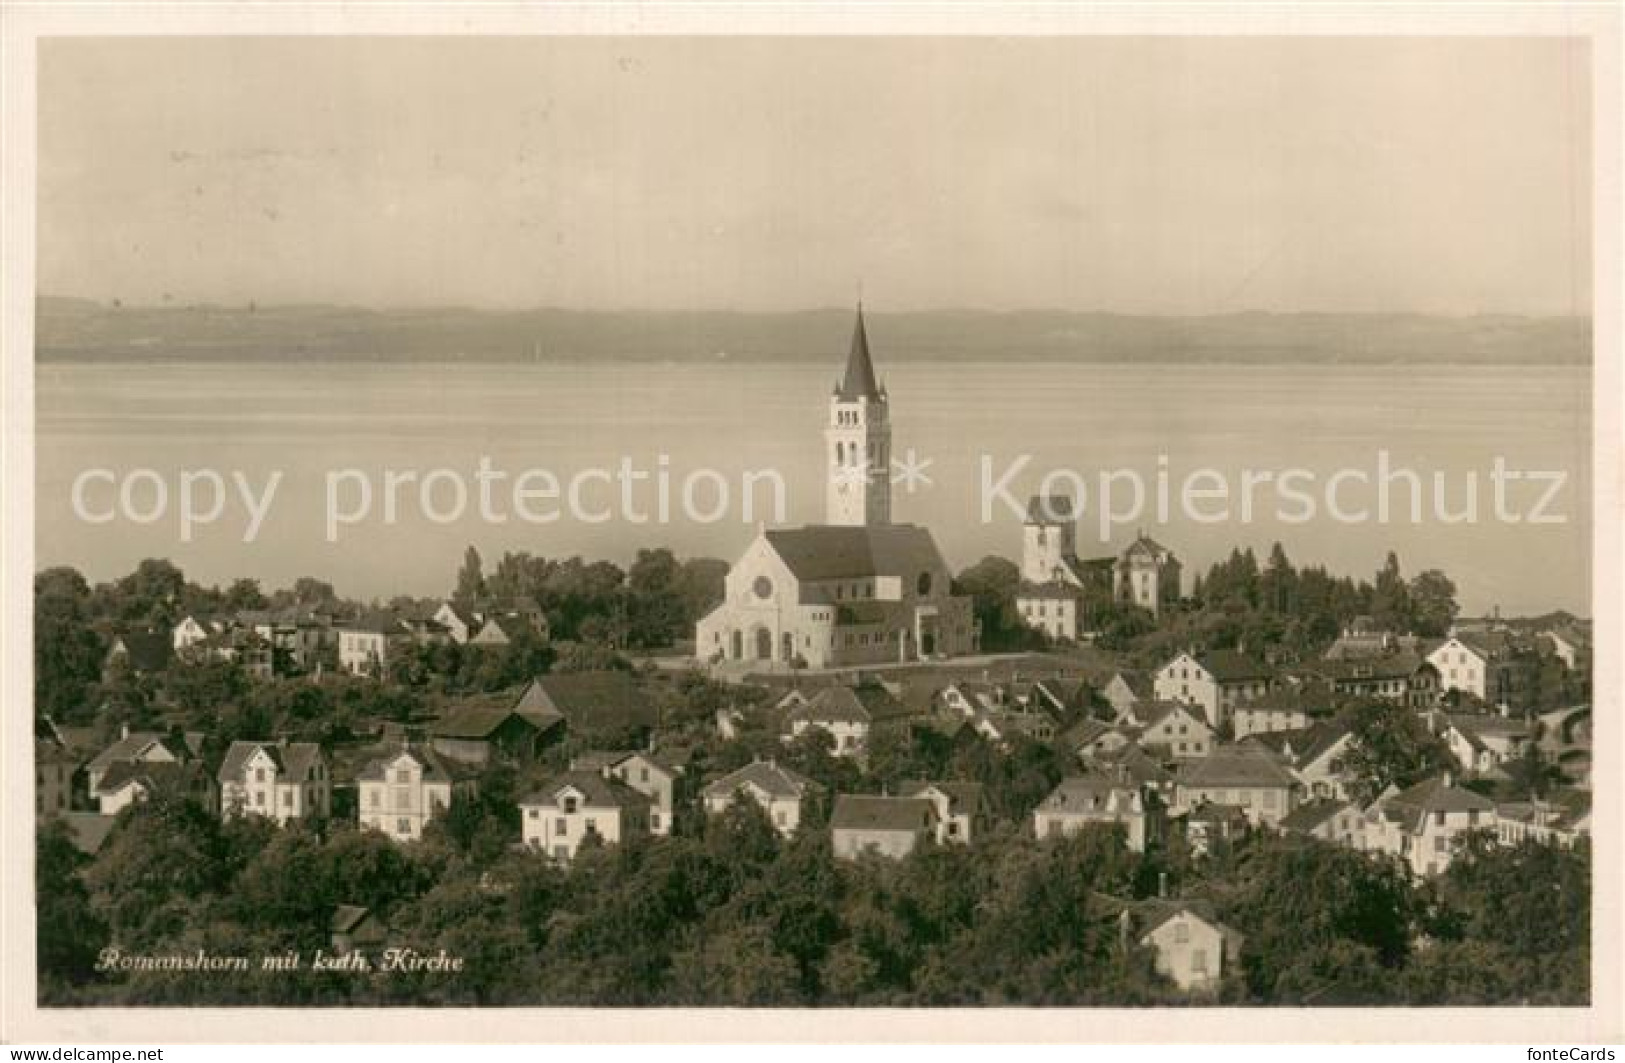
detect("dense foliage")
(40, 791), (1588, 1007)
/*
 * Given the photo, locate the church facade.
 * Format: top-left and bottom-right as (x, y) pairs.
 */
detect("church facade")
(696, 308), (978, 670)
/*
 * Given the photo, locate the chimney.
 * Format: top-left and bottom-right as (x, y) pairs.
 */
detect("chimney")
(1157, 872), (1168, 899)
(120, 722), (130, 740)
(1442, 771), (1454, 789)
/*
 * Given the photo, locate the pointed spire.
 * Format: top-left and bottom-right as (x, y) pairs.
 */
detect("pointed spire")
(836, 302), (884, 401)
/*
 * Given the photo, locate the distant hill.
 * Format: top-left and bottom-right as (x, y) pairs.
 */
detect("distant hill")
(34, 297), (1591, 365)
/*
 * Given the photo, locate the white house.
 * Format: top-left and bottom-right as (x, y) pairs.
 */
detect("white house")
(1113, 532), (1182, 617)
(171, 613), (223, 652)
(830, 794), (939, 860)
(1495, 794), (1590, 848)
(85, 729), (191, 797)
(1153, 650), (1272, 729)
(1230, 683), (1334, 740)
(1288, 723), (1356, 801)
(897, 780), (988, 845)
(93, 761), (215, 816)
(217, 740), (330, 824)
(1136, 901), (1243, 993)
(357, 746), (477, 842)
(1278, 798), (1364, 847)
(1013, 495), (1120, 641)
(1173, 745), (1299, 828)
(339, 613), (413, 677)
(1439, 713), (1531, 774)
(701, 759), (823, 836)
(784, 686), (873, 756)
(572, 750), (681, 835)
(1133, 701), (1214, 761)
(1427, 633), (1536, 709)
(1361, 774), (1497, 878)
(520, 770), (651, 861)
(1033, 774), (1157, 852)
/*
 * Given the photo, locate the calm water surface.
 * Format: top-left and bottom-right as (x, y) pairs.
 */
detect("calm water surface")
(35, 359), (1592, 615)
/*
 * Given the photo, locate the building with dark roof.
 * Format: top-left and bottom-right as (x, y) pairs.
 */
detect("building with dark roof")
(1154, 649), (1274, 729)
(1362, 774), (1497, 877)
(1033, 773), (1160, 852)
(85, 728), (193, 797)
(94, 760), (215, 816)
(516, 672), (655, 741)
(1114, 532), (1182, 618)
(357, 745), (478, 842)
(1278, 798), (1362, 845)
(1173, 745), (1299, 827)
(429, 704), (544, 765)
(1014, 495), (1115, 641)
(519, 769), (652, 861)
(702, 759), (823, 836)
(830, 794), (939, 860)
(217, 740), (330, 823)
(103, 631), (173, 676)
(1133, 900), (1244, 993)
(898, 779), (989, 844)
(696, 308), (977, 671)
(784, 685), (874, 756)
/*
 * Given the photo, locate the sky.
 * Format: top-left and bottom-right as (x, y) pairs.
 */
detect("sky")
(38, 36), (1592, 314)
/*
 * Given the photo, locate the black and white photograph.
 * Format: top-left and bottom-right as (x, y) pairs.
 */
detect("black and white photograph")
(2, 3), (1620, 1048)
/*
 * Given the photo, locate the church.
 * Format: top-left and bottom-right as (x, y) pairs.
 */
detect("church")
(696, 308), (978, 671)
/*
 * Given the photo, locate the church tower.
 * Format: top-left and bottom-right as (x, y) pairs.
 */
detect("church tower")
(824, 304), (892, 526)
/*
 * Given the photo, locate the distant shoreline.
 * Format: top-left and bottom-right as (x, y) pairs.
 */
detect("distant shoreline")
(35, 298), (1593, 366)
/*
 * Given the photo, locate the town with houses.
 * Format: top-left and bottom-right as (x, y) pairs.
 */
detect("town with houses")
(34, 312), (1593, 1006)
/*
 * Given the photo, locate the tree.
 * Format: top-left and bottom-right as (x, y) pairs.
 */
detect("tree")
(105, 559), (188, 627)
(625, 548), (687, 647)
(1424, 834), (1589, 1003)
(292, 576), (336, 605)
(454, 546), (487, 604)
(1340, 698), (1457, 805)
(85, 796), (231, 948)
(1220, 835), (1418, 1003)
(34, 566), (106, 721)
(1408, 569), (1460, 637)
(1258, 542), (1296, 615)
(1500, 744), (1569, 800)
(954, 556), (1034, 650)
(223, 577), (268, 612)
(37, 819), (109, 998)
(676, 558), (729, 625)
(1371, 552), (1411, 632)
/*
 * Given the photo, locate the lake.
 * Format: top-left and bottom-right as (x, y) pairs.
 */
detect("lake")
(34, 359), (1592, 616)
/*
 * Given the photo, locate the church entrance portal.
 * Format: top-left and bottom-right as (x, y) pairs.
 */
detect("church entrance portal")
(754, 627), (773, 660)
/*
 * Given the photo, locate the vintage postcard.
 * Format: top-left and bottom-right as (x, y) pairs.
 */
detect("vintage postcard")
(2, 2), (1620, 1046)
